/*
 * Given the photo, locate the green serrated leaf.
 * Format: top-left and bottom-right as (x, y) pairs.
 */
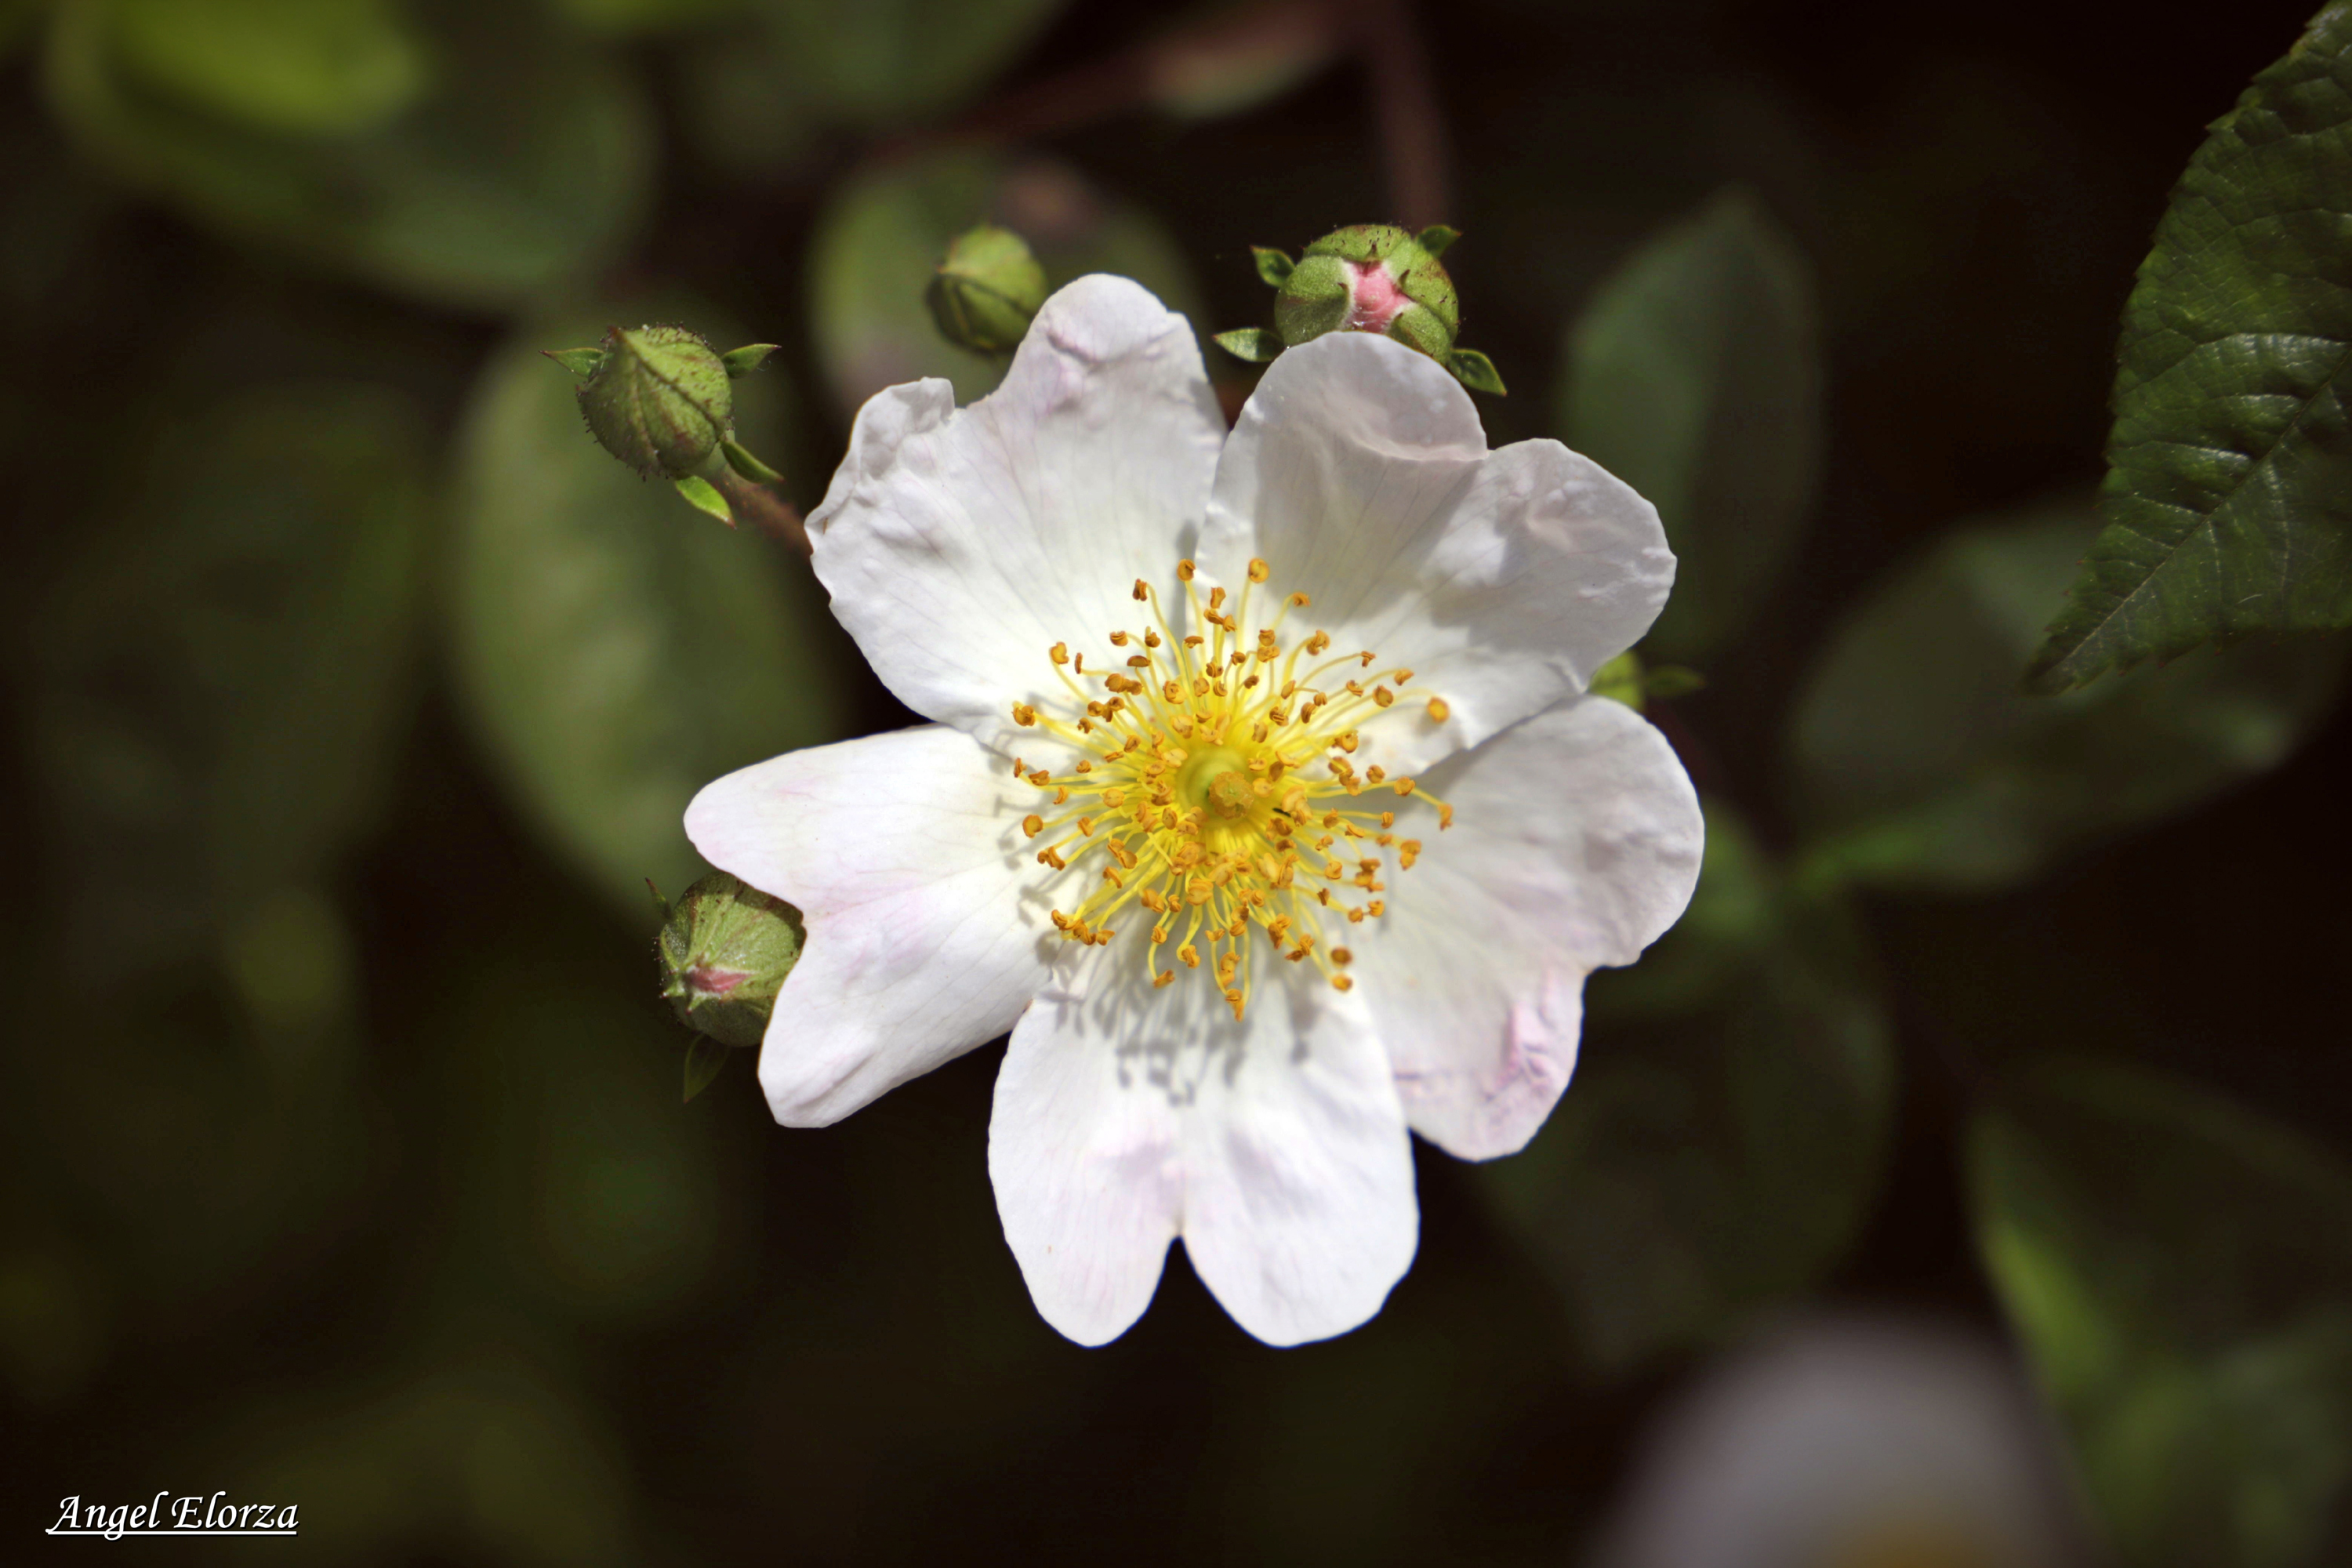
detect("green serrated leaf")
(808, 149), (1203, 416)
(1443, 347), (1505, 395)
(1414, 223), (1459, 256)
(1482, 802), (1894, 1373)
(720, 343), (778, 378)
(682, 1036), (731, 1102)
(450, 303), (851, 916)
(1250, 245), (1294, 287)
(1791, 503), (2345, 894)
(2026, 8), (2352, 692)
(672, 473), (732, 524)
(543, 346), (605, 379)
(719, 440), (783, 486)
(1213, 327), (1280, 363)
(1560, 187), (1821, 661)
(1971, 1059), (2352, 1568)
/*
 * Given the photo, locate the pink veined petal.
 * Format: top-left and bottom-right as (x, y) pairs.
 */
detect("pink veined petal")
(989, 944), (1417, 1348)
(1197, 331), (1675, 778)
(805, 275), (1226, 758)
(1353, 695), (1704, 1160)
(684, 724), (1053, 1127)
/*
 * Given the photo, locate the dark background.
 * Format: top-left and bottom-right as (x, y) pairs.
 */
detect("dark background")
(3, 0), (2344, 1562)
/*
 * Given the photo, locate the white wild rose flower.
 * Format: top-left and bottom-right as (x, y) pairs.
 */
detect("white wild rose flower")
(686, 276), (1702, 1346)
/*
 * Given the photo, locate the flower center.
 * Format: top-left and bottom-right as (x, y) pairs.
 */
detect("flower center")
(1007, 557), (1456, 1021)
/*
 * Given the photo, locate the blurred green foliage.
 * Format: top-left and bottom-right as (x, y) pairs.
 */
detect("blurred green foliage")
(0, 0), (2347, 1562)
(1791, 503), (2347, 893)
(27, 382), (430, 974)
(1559, 187), (1822, 662)
(1973, 1061), (2352, 1568)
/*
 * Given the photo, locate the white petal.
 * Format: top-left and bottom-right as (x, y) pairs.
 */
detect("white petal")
(1199, 332), (1674, 776)
(1355, 696), (1703, 1160)
(806, 276), (1225, 754)
(989, 948), (1417, 1347)
(684, 724), (1051, 1127)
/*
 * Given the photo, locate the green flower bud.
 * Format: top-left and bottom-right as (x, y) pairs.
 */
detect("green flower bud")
(574, 325), (735, 479)
(656, 872), (804, 1049)
(927, 224), (1048, 355)
(1274, 223), (1461, 358)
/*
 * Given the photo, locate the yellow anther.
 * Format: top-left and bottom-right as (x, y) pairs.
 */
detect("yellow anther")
(1134, 579), (1149, 601)
(1109, 630), (1131, 645)
(1177, 559), (1196, 582)
(1332, 948), (1353, 966)
(1011, 702), (1038, 726)
(1051, 642), (1069, 666)
(1073, 652), (1087, 674)
(1154, 970), (1176, 988)
(1054, 787), (1070, 804)
(1038, 847), (1066, 869)
(1247, 558), (1269, 583)
(1027, 768), (1050, 786)
(1305, 631), (1330, 654)
(1178, 943), (1200, 968)
(1366, 765), (1386, 783)
(1393, 779), (1417, 797)
(1127, 655), (1150, 668)
(1287, 591), (1310, 608)
(1373, 686), (1395, 707)
(1336, 731), (1359, 754)
(1366, 899), (1385, 916)
(1331, 975), (1355, 993)
(1022, 814), (1044, 837)
(1076, 760), (1093, 774)
(1145, 630), (1161, 648)
(1209, 586), (1227, 611)
(1185, 877), (1212, 906)
(1359, 651), (1377, 668)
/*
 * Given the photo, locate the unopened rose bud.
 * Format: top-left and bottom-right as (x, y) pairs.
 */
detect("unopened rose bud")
(569, 325), (737, 479)
(1220, 223), (1506, 393)
(927, 224), (1049, 355)
(1276, 224), (1459, 358)
(656, 872), (804, 1049)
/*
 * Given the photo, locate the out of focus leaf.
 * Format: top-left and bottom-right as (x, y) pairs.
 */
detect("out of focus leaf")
(45, 0), (653, 310)
(683, 1036), (731, 1102)
(1972, 1060), (2352, 1568)
(808, 150), (1205, 416)
(24, 382), (430, 973)
(2025, 6), (2352, 692)
(553, 0), (749, 34)
(1560, 187), (1822, 660)
(105, 0), (427, 135)
(450, 305), (849, 915)
(1790, 505), (2345, 894)
(1482, 802), (1894, 1373)
(757, 0), (1065, 125)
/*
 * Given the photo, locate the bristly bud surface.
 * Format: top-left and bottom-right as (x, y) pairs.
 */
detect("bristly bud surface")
(575, 324), (736, 479)
(657, 872), (804, 1049)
